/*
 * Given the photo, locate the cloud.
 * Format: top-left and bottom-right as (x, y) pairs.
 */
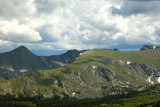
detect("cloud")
(0, 0), (160, 52)
(0, 40), (16, 53)
(0, 0), (36, 19)
(34, 0), (72, 13)
(0, 19), (42, 42)
(112, 0), (160, 16)
(0, 40), (13, 46)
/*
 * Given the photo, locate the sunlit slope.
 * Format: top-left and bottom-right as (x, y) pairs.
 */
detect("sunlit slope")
(74, 49), (160, 68)
(0, 49), (160, 99)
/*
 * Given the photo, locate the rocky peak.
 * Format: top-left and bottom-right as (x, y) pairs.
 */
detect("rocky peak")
(140, 45), (160, 51)
(15, 46), (28, 50)
(64, 49), (80, 56)
(11, 46), (35, 56)
(66, 49), (78, 53)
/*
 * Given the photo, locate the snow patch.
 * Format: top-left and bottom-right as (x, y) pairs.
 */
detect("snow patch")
(119, 60), (125, 64)
(54, 80), (58, 84)
(147, 76), (154, 85)
(157, 77), (160, 83)
(72, 92), (76, 96)
(79, 53), (83, 55)
(153, 46), (157, 49)
(127, 82), (130, 84)
(53, 61), (66, 66)
(92, 66), (97, 69)
(126, 61), (131, 65)
(20, 69), (28, 73)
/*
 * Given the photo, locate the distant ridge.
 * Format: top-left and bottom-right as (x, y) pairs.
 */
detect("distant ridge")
(0, 46), (83, 81)
(140, 45), (160, 51)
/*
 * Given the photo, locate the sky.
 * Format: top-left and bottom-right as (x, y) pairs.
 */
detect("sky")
(0, 0), (160, 54)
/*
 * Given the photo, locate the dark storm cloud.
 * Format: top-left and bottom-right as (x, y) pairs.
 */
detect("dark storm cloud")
(112, 0), (160, 16)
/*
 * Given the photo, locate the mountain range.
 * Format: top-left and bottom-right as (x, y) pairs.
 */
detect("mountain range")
(0, 45), (160, 106)
(0, 46), (83, 81)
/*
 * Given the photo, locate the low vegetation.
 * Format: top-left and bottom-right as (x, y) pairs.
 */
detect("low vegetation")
(0, 49), (160, 106)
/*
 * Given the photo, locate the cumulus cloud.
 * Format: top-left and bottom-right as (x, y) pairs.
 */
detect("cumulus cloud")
(0, 40), (16, 53)
(34, 0), (72, 13)
(0, 40), (13, 46)
(0, 19), (42, 42)
(0, 0), (36, 19)
(0, 0), (160, 52)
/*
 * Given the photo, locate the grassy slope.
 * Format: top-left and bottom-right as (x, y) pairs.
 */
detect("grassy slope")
(69, 49), (160, 85)
(74, 49), (160, 67)
(0, 49), (160, 97)
(0, 49), (160, 106)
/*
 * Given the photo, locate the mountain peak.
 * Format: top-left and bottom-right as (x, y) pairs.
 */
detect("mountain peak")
(0, 47), (84, 80)
(12, 46), (33, 54)
(14, 46), (28, 51)
(8, 46), (35, 57)
(66, 49), (78, 53)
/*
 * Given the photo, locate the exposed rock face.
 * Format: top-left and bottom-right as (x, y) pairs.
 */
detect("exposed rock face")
(0, 46), (84, 81)
(140, 45), (160, 51)
(0, 60), (159, 99)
